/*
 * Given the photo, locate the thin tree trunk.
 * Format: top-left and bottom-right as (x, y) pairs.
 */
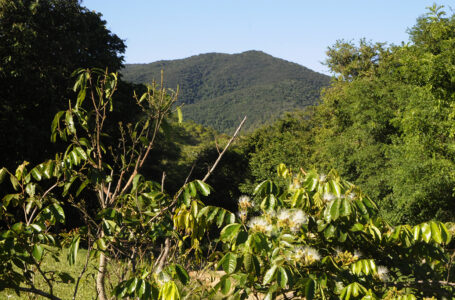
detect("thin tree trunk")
(153, 237), (171, 274)
(96, 251), (108, 300)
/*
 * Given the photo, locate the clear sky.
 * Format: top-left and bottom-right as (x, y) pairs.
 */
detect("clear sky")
(81, 1), (453, 74)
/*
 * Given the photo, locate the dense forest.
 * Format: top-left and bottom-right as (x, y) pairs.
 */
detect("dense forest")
(1, 1), (455, 299)
(122, 51), (330, 133)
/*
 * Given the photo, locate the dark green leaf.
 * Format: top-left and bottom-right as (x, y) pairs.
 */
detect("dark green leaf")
(32, 244), (44, 261)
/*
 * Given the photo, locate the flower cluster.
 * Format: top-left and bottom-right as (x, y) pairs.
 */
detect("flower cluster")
(237, 195), (253, 222)
(334, 249), (361, 265)
(247, 216), (273, 234)
(294, 246), (321, 265)
(375, 266), (389, 282)
(277, 209), (308, 233)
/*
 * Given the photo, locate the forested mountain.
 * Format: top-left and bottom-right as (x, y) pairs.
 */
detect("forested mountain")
(121, 50), (330, 133)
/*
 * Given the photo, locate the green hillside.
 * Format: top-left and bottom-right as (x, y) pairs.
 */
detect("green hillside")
(121, 50), (330, 133)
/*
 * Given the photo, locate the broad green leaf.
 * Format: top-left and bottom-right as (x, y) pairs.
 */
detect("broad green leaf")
(2, 193), (20, 207)
(254, 180), (269, 195)
(32, 244), (44, 261)
(30, 224), (42, 232)
(330, 198), (341, 221)
(11, 222), (24, 232)
(421, 223), (431, 243)
(159, 281), (180, 300)
(195, 180), (211, 196)
(67, 235), (80, 265)
(220, 223), (241, 243)
(50, 203), (65, 223)
(174, 264), (189, 285)
(127, 277), (138, 294)
(216, 209), (226, 227)
(340, 197), (351, 217)
(220, 252), (237, 274)
(277, 267), (288, 288)
(430, 221), (442, 244)
(0, 167), (7, 183)
(132, 174), (143, 192)
(65, 110), (76, 134)
(30, 165), (43, 181)
(10, 174), (20, 191)
(304, 278), (315, 300)
(329, 180), (341, 197)
(188, 182), (197, 197)
(51, 111), (65, 142)
(324, 224), (336, 239)
(263, 264), (277, 285)
(136, 279), (146, 298)
(15, 161), (28, 181)
(96, 237), (108, 251)
(74, 147), (88, 160)
(76, 179), (89, 196)
(220, 277), (231, 295)
(243, 252), (253, 272)
(439, 223), (451, 244)
(350, 223), (364, 232)
(25, 183), (36, 197)
(43, 161), (55, 179)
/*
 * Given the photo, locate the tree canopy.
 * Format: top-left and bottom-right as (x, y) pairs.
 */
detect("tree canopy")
(0, 0), (125, 169)
(240, 5), (455, 225)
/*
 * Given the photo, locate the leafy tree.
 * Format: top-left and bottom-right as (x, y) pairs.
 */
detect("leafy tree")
(0, 0), (125, 169)
(310, 5), (455, 224)
(0, 69), (241, 299)
(239, 109), (316, 195)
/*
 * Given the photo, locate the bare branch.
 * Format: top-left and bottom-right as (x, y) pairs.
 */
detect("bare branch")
(202, 116), (246, 183)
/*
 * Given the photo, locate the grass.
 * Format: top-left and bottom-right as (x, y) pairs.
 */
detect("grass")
(0, 248), (235, 299)
(1, 247), (101, 300)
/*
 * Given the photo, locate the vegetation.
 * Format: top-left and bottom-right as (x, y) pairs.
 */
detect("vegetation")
(0, 0), (126, 170)
(242, 5), (455, 225)
(1, 1), (455, 299)
(122, 51), (330, 133)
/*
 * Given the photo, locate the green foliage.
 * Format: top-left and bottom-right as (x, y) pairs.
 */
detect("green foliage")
(122, 50), (330, 133)
(0, 0), (126, 170)
(241, 5), (455, 225)
(312, 5), (455, 224)
(211, 164), (455, 299)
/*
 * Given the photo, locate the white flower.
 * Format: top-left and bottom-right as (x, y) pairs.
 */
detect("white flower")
(277, 209), (308, 232)
(376, 266), (389, 282)
(319, 174), (327, 182)
(292, 210), (308, 225)
(277, 209), (292, 223)
(304, 246), (321, 262)
(354, 250), (362, 259)
(294, 246), (321, 264)
(248, 216), (272, 234)
(238, 195), (253, 210)
(334, 247), (343, 256)
(323, 193), (335, 202)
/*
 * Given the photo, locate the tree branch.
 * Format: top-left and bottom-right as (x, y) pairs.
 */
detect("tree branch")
(202, 116), (246, 183)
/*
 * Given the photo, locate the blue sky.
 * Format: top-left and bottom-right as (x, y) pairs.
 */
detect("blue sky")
(81, 1), (453, 74)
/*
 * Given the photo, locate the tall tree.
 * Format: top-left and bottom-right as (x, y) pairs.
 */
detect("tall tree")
(313, 5), (455, 224)
(0, 0), (125, 169)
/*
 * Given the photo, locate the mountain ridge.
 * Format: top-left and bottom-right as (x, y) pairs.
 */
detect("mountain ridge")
(121, 50), (330, 133)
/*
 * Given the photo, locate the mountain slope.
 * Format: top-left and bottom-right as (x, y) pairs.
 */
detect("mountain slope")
(121, 50), (330, 133)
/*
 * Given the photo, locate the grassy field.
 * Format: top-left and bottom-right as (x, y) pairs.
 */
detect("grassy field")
(1, 247), (103, 300)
